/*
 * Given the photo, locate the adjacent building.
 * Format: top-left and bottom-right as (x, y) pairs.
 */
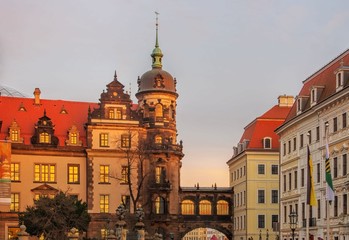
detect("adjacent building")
(276, 49), (349, 240)
(227, 96), (293, 240)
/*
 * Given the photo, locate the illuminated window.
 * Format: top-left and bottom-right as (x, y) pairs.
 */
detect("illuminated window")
(155, 166), (166, 184)
(109, 109), (115, 119)
(39, 132), (50, 143)
(155, 135), (162, 144)
(66, 125), (82, 146)
(155, 104), (163, 117)
(99, 133), (109, 147)
(217, 200), (229, 215)
(10, 193), (20, 212)
(34, 164), (56, 182)
(10, 129), (19, 142)
(199, 200), (211, 215)
(116, 109), (122, 119)
(68, 164), (80, 184)
(100, 195), (109, 213)
(11, 163), (20, 181)
(101, 229), (108, 239)
(181, 200), (194, 215)
(154, 196), (165, 214)
(100, 165), (109, 183)
(121, 166), (129, 184)
(121, 134), (131, 148)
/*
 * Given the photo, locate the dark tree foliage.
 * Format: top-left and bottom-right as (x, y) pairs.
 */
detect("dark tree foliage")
(18, 191), (91, 239)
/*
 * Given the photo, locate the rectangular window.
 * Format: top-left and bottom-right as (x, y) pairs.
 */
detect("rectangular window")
(121, 134), (131, 148)
(288, 140), (291, 154)
(99, 165), (109, 183)
(121, 166), (129, 184)
(293, 137), (297, 151)
(271, 190), (278, 203)
(344, 194), (348, 215)
(343, 112), (347, 128)
(316, 126), (320, 141)
(289, 173), (292, 190)
(271, 165), (278, 175)
(294, 171), (298, 189)
(333, 117), (338, 132)
(334, 196), (338, 217)
(258, 190), (265, 203)
(300, 134), (304, 148)
(343, 154), (347, 176)
(283, 175), (286, 192)
(334, 157), (338, 178)
(308, 130), (312, 144)
(10, 193), (20, 212)
(284, 206), (287, 223)
(317, 163), (320, 183)
(258, 164), (265, 174)
(10, 129), (19, 142)
(283, 143), (286, 156)
(34, 164), (56, 182)
(272, 215), (278, 230)
(68, 164), (80, 184)
(99, 133), (109, 147)
(301, 168), (305, 187)
(302, 202), (305, 220)
(258, 215), (265, 228)
(100, 195), (109, 213)
(317, 199), (321, 219)
(10, 163), (20, 181)
(108, 109), (115, 119)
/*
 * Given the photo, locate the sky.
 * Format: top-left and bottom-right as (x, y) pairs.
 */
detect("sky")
(1, 1), (349, 187)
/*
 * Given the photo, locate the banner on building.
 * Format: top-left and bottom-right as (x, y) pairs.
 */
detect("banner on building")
(0, 141), (11, 204)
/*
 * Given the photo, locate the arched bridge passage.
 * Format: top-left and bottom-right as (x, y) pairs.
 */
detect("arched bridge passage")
(177, 186), (234, 240)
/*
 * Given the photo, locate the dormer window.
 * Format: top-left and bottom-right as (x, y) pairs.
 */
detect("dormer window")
(66, 125), (82, 146)
(263, 137), (272, 149)
(310, 86), (324, 107)
(296, 96), (308, 115)
(7, 120), (23, 143)
(108, 109), (115, 119)
(31, 111), (58, 147)
(336, 72), (343, 91)
(60, 105), (68, 114)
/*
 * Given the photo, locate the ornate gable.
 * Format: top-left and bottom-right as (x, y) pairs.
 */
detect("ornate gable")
(30, 110), (59, 147)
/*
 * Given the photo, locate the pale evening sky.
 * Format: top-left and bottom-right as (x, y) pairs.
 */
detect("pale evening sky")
(1, 1), (349, 187)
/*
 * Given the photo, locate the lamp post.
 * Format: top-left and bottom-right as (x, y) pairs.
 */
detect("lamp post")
(289, 210), (298, 240)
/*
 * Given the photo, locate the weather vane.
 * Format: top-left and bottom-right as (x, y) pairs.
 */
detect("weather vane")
(155, 11), (159, 27)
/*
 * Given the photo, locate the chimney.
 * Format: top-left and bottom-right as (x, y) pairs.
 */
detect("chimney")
(33, 88), (41, 105)
(278, 95), (294, 107)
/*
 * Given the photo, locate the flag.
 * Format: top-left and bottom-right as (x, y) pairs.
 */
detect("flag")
(307, 145), (316, 206)
(325, 139), (334, 201)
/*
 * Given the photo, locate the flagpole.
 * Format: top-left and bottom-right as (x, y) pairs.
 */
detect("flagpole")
(326, 200), (330, 240)
(306, 203), (309, 240)
(325, 122), (333, 240)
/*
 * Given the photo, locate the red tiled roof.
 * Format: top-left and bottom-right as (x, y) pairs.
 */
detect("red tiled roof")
(285, 49), (349, 122)
(239, 104), (291, 149)
(0, 96), (99, 147)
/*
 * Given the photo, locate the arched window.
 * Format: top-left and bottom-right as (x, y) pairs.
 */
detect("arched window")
(39, 132), (50, 143)
(199, 200), (211, 215)
(155, 135), (162, 144)
(181, 200), (194, 215)
(217, 200), (229, 215)
(154, 196), (166, 214)
(155, 104), (163, 117)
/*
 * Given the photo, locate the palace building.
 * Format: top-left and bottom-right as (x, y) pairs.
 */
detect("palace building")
(0, 20), (234, 240)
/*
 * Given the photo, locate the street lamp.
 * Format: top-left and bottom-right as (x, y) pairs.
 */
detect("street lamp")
(289, 210), (298, 240)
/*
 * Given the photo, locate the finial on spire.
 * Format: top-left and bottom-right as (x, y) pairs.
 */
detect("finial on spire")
(151, 11), (163, 69)
(155, 11), (159, 48)
(114, 70), (117, 80)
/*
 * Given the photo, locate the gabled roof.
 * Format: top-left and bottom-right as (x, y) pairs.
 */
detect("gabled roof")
(0, 95), (98, 147)
(284, 49), (349, 123)
(239, 103), (292, 150)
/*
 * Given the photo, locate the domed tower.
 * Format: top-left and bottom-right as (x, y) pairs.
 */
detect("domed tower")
(136, 14), (183, 230)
